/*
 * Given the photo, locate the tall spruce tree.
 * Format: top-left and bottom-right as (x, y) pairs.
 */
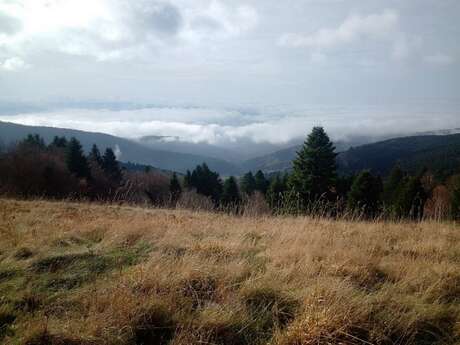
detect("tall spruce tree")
(289, 127), (337, 204)
(169, 173), (182, 203)
(267, 174), (288, 209)
(240, 172), (257, 195)
(254, 170), (269, 195)
(50, 136), (68, 149)
(347, 171), (383, 218)
(20, 134), (46, 150)
(383, 165), (405, 205)
(102, 148), (122, 182)
(184, 170), (192, 189)
(222, 176), (241, 206)
(66, 137), (90, 179)
(88, 144), (103, 166)
(394, 176), (427, 220)
(189, 163), (223, 203)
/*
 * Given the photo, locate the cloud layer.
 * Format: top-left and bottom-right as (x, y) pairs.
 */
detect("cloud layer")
(2, 103), (460, 148)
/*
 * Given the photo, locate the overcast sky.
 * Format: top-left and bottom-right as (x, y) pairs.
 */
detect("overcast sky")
(1, 0), (460, 146)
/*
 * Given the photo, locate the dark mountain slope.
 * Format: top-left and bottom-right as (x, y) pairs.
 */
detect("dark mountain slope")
(0, 121), (242, 175)
(337, 134), (460, 178)
(241, 141), (364, 173)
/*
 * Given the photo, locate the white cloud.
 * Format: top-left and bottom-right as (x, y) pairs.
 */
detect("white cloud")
(114, 144), (122, 159)
(0, 0), (259, 62)
(0, 57), (29, 71)
(2, 104), (460, 147)
(279, 9), (399, 49)
(424, 53), (454, 66)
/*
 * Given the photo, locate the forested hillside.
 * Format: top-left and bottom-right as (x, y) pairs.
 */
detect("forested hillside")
(338, 134), (460, 179)
(0, 121), (242, 175)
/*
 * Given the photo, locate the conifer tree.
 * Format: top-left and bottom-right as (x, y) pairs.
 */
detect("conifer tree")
(347, 171), (383, 218)
(88, 144), (103, 166)
(184, 170), (192, 189)
(66, 137), (90, 179)
(267, 174), (288, 209)
(383, 165), (405, 205)
(240, 172), (256, 195)
(394, 176), (427, 220)
(169, 172), (182, 203)
(102, 148), (122, 182)
(222, 176), (241, 206)
(188, 163), (222, 203)
(20, 134), (46, 150)
(254, 170), (269, 195)
(50, 136), (68, 149)
(289, 127), (337, 204)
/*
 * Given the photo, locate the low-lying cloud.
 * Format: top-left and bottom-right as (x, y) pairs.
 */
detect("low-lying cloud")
(2, 104), (460, 148)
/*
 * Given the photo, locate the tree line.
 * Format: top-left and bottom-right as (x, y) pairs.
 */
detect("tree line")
(176, 127), (460, 220)
(0, 134), (170, 203)
(1, 129), (460, 220)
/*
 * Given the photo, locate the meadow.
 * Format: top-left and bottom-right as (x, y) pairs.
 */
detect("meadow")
(0, 198), (459, 345)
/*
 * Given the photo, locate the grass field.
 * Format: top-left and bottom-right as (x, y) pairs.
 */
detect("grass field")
(0, 199), (459, 345)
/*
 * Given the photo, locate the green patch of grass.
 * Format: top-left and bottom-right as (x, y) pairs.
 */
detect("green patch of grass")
(29, 242), (152, 292)
(30, 253), (111, 274)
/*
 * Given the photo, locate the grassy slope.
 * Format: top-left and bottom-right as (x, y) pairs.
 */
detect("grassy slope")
(0, 199), (459, 345)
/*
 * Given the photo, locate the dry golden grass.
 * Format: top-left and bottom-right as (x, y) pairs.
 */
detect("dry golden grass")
(0, 198), (459, 345)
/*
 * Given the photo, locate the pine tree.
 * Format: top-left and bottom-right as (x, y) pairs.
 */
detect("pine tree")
(88, 144), (103, 166)
(254, 170), (269, 195)
(289, 127), (337, 204)
(347, 171), (383, 218)
(266, 174), (288, 209)
(102, 148), (122, 182)
(221, 176), (241, 206)
(20, 134), (46, 150)
(336, 174), (356, 199)
(394, 176), (427, 220)
(383, 165), (405, 205)
(50, 136), (68, 149)
(184, 170), (192, 189)
(169, 172), (182, 203)
(188, 163), (222, 203)
(66, 137), (90, 179)
(240, 172), (256, 195)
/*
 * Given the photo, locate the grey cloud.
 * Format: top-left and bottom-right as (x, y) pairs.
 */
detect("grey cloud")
(140, 2), (183, 36)
(0, 11), (21, 35)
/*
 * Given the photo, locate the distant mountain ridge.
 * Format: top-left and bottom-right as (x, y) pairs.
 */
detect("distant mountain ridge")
(2, 121), (460, 179)
(0, 121), (242, 175)
(242, 131), (460, 178)
(338, 133), (460, 179)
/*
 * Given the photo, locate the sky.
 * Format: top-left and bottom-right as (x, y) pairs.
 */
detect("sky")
(1, 0), (460, 148)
